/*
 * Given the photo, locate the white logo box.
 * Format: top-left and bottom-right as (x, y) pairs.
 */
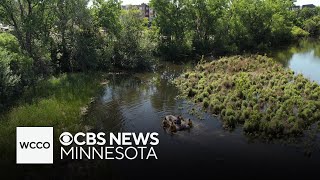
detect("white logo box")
(16, 127), (53, 164)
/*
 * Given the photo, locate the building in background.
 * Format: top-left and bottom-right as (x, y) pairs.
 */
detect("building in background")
(291, 4), (316, 11)
(149, 7), (155, 21)
(302, 4), (316, 9)
(0, 22), (13, 32)
(121, 3), (155, 22)
(290, 5), (301, 11)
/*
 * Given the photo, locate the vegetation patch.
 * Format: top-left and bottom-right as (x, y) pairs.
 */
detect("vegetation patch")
(0, 73), (104, 158)
(174, 55), (320, 138)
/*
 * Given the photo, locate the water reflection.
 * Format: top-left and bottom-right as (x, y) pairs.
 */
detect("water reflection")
(273, 39), (320, 83)
(85, 62), (194, 133)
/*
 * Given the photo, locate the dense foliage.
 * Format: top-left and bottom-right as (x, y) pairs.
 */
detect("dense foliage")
(0, 33), (33, 109)
(175, 56), (320, 138)
(0, 0), (155, 108)
(0, 0), (319, 110)
(151, 0), (296, 57)
(0, 73), (104, 157)
(113, 9), (156, 71)
(0, 0), (318, 72)
(0, 0), (155, 72)
(294, 6), (320, 37)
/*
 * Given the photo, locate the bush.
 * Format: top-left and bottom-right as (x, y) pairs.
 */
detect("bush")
(303, 16), (320, 37)
(0, 32), (34, 109)
(203, 98), (209, 108)
(291, 26), (310, 38)
(224, 115), (236, 128)
(243, 119), (259, 133)
(0, 33), (20, 53)
(188, 88), (197, 97)
(0, 49), (20, 108)
(0, 47), (33, 109)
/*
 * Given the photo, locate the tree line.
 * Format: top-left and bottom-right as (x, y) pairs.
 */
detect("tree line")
(0, 0), (320, 109)
(151, 0), (320, 58)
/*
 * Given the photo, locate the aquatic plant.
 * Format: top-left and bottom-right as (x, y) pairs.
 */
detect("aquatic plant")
(174, 55), (320, 138)
(203, 98), (210, 108)
(188, 88), (197, 97)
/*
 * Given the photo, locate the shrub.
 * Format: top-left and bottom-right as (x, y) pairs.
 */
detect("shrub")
(0, 47), (33, 109)
(303, 16), (320, 37)
(268, 119), (284, 136)
(196, 94), (204, 102)
(243, 119), (259, 133)
(203, 98), (210, 108)
(291, 26), (310, 38)
(0, 33), (20, 53)
(225, 107), (235, 116)
(212, 105), (221, 114)
(224, 115), (236, 129)
(0, 50), (20, 108)
(240, 108), (251, 121)
(188, 88), (197, 97)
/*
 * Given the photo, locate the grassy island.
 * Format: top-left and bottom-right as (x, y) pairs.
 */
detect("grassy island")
(174, 55), (320, 138)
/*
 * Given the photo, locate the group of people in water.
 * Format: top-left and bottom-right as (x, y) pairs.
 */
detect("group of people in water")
(162, 115), (193, 133)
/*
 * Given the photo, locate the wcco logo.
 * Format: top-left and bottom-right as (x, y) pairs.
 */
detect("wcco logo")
(16, 127), (53, 164)
(19, 141), (51, 149)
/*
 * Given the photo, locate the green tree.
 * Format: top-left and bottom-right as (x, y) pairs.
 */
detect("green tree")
(0, 46), (33, 109)
(91, 0), (122, 70)
(113, 8), (154, 71)
(190, 0), (227, 55)
(293, 6), (320, 37)
(223, 0), (294, 53)
(92, 0), (121, 37)
(150, 0), (193, 59)
(50, 0), (97, 72)
(0, 0), (52, 57)
(303, 15), (320, 36)
(0, 33), (20, 53)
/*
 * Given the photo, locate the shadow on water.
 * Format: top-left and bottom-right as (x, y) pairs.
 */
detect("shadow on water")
(83, 58), (320, 179)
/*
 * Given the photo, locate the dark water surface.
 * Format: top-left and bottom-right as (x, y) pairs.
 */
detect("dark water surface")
(85, 47), (320, 179)
(2, 41), (320, 180)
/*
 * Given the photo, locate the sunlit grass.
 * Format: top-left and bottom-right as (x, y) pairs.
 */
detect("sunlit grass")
(0, 73), (104, 158)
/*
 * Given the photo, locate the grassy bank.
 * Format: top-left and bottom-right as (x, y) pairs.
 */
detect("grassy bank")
(175, 55), (320, 138)
(0, 73), (105, 157)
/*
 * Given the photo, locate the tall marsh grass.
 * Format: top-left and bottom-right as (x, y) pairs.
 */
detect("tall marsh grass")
(0, 73), (104, 158)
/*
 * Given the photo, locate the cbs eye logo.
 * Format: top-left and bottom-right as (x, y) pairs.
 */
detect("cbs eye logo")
(59, 132), (73, 146)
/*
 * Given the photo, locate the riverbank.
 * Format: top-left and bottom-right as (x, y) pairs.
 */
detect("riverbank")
(174, 55), (320, 138)
(0, 73), (105, 157)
